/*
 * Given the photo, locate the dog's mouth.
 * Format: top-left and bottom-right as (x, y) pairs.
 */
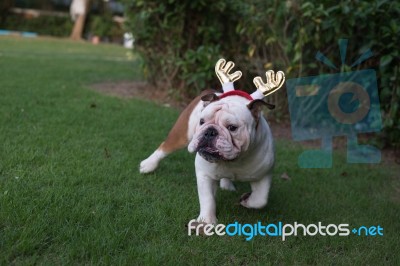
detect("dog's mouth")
(197, 146), (225, 163)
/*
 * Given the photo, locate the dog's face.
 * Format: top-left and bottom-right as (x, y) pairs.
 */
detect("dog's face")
(188, 95), (270, 163)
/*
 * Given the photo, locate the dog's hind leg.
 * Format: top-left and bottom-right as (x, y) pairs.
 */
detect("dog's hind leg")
(139, 143), (170, 174)
(139, 119), (190, 174)
(139, 90), (214, 174)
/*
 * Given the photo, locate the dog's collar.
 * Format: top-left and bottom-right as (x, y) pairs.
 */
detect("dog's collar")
(218, 90), (253, 101)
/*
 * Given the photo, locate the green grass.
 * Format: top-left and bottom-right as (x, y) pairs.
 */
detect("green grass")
(0, 36), (399, 265)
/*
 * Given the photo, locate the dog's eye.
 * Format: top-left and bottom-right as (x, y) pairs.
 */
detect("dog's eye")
(199, 118), (205, 125)
(227, 125), (238, 132)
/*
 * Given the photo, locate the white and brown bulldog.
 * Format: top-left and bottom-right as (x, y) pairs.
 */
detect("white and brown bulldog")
(140, 59), (285, 224)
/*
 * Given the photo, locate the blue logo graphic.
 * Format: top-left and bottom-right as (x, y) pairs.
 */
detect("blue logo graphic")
(286, 39), (382, 168)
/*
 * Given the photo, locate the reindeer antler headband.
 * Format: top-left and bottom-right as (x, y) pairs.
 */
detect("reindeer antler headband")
(215, 58), (242, 92)
(215, 58), (285, 101)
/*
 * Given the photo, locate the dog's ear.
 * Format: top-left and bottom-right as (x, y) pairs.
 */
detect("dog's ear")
(247, 99), (275, 122)
(201, 93), (219, 107)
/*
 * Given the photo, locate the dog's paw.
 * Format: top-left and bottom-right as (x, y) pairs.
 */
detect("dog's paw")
(239, 192), (267, 209)
(220, 178), (236, 191)
(196, 215), (217, 225)
(139, 158), (158, 174)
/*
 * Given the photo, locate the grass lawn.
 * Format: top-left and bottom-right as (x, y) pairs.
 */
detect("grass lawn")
(0, 36), (399, 265)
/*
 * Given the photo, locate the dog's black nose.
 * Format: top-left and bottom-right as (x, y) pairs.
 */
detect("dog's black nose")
(204, 127), (218, 140)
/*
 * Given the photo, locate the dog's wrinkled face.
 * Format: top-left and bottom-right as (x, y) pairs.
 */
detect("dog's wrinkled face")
(188, 96), (257, 163)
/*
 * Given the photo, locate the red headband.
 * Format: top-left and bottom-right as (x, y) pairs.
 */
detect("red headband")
(218, 90), (253, 101)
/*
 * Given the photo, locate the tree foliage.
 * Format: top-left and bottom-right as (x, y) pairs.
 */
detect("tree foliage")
(124, 0), (399, 147)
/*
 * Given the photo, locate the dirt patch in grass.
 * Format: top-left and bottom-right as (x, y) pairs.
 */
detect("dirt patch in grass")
(89, 80), (185, 108)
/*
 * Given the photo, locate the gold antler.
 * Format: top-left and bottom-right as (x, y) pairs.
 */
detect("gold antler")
(252, 70), (285, 97)
(215, 58), (242, 85)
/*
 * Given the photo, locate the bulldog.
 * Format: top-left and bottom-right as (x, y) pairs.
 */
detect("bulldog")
(139, 59), (285, 224)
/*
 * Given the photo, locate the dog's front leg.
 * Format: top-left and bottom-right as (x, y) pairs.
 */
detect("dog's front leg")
(195, 172), (218, 224)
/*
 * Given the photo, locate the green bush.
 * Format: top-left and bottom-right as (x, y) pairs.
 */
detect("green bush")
(123, 0), (247, 96)
(0, 14), (73, 37)
(86, 14), (125, 43)
(88, 15), (113, 37)
(124, 0), (399, 147)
